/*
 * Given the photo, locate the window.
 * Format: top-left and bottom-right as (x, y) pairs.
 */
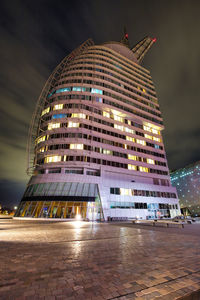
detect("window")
(139, 166), (149, 173)
(110, 187), (120, 195)
(103, 111), (110, 118)
(45, 155), (61, 163)
(126, 136), (135, 142)
(114, 115), (123, 122)
(48, 123), (60, 130)
(52, 114), (67, 119)
(53, 104), (63, 110)
(41, 107), (50, 116)
(65, 169), (83, 174)
(36, 136), (45, 144)
(71, 113), (86, 119)
(147, 158), (155, 165)
(128, 155), (137, 161)
(120, 188), (132, 196)
(55, 87), (71, 93)
(68, 122), (79, 128)
(136, 139), (146, 146)
(124, 127), (134, 134)
(48, 168), (61, 174)
(114, 124), (123, 131)
(91, 88), (103, 94)
(70, 144), (83, 150)
(128, 164), (137, 170)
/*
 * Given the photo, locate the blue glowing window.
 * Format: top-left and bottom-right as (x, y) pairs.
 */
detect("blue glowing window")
(91, 88), (103, 95)
(52, 114), (67, 119)
(95, 97), (102, 103)
(47, 90), (55, 98)
(56, 87), (71, 94)
(154, 144), (160, 149)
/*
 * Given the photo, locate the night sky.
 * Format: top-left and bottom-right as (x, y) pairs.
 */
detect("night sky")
(0, 0), (200, 208)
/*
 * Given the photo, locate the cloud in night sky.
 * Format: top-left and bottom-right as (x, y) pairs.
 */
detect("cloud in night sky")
(0, 0), (200, 207)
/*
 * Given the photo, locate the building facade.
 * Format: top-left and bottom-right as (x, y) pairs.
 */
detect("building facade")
(170, 161), (200, 217)
(15, 33), (180, 220)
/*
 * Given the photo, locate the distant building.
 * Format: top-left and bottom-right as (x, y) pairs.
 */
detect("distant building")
(15, 31), (180, 220)
(170, 161), (200, 216)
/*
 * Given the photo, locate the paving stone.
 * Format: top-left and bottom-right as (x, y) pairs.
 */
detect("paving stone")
(1, 220), (200, 299)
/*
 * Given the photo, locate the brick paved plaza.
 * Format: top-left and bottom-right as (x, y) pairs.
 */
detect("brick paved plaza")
(0, 219), (200, 300)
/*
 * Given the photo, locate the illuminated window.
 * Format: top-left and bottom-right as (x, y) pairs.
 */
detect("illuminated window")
(126, 136), (135, 142)
(153, 137), (161, 143)
(55, 87), (71, 93)
(91, 88), (103, 95)
(103, 111), (110, 118)
(128, 164), (137, 170)
(128, 154), (137, 160)
(45, 155), (62, 163)
(124, 127), (134, 134)
(136, 139), (146, 146)
(53, 104), (63, 110)
(128, 120), (131, 125)
(72, 86), (86, 92)
(103, 149), (112, 155)
(48, 123), (60, 130)
(39, 146), (45, 153)
(70, 144), (83, 150)
(41, 107), (50, 116)
(152, 128), (160, 135)
(147, 158), (155, 165)
(114, 115), (123, 122)
(68, 122), (79, 128)
(71, 113), (86, 119)
(144, 134), (152, 140)
(139, 166), (149, 172)
(114, 124), (123, 131)
(52, 114), (67, 119)
(143, 125), (151, 132)
(36, 136), (45, 144)
(120, 188), (132, 196)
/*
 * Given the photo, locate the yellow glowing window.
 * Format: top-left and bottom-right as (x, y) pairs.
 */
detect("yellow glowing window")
(152, 128), (159, 135)
(143, 125), (149, 132)
(48, 123), (60, 130)
(41, 107), (50, 116)
(53, 104), (63, 110)
(103, 111), (110, 118)
(36, 136), (45, 144)
(39, 146), (45, 153)
(68, 122), (79, 128)
(124, 144), (127, 149)
(114, 115), (123, 122)
(153, 137), (161, 143)
(127, 120), (131, 126)
(103, 149), (112, 155)
(71, 113), (86, 119)
(124, 127), (134, 134)
(70, 144), (83, 150)
(126, 136), (135, 142)
(114, 124), (123, 131)
(144, 134), (153, 140)
(120, 188), (132, 196)
(128, 164), (137, 170)
(142, 88), (146, 93)
(147, 158), (155, 165)
(128, 154), (137, 160)
(136, 139), (146, 146)
(45, 155), (62, 163)
(139, 166), (149, 173)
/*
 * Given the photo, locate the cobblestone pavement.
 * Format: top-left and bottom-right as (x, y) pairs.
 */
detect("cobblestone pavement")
(0, 219), (200, 300)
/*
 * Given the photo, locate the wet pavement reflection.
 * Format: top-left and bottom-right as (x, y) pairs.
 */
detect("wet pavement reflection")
(0, 219), (200, 299)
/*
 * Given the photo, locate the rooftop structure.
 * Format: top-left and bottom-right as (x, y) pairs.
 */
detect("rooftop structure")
(15, 31), (180, 220)
(170, 161), (200, 216)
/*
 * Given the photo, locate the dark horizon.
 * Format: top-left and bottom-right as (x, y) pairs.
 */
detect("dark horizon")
(0, 0), (200, 208)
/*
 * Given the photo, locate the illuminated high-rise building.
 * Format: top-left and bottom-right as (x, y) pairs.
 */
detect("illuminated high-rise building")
(15, 32), (180, 220)
(170, 161), (200, 217)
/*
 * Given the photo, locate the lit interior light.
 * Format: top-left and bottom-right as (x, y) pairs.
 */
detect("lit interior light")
(76, 214), (81, 221)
